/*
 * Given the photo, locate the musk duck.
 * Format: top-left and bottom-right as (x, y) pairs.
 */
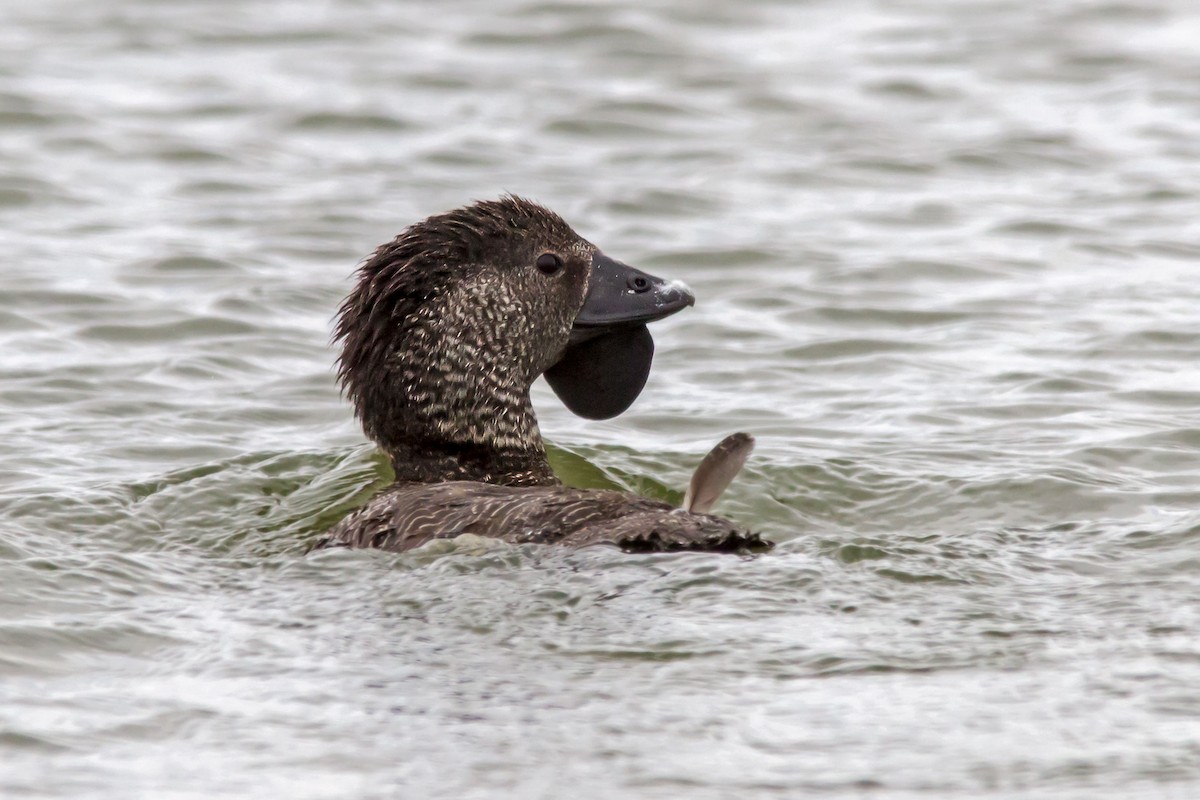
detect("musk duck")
(320, 196), (772, 554)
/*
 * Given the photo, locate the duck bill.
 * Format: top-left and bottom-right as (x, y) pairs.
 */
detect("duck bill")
(545, 253), (695, 420)
(567, 253), (695, 345)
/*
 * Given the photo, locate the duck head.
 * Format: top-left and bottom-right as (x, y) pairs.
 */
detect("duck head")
(335, 196), (694, 485)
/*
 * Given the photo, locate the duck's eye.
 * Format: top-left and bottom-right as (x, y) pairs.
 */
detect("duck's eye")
(536, 253), (564, 275)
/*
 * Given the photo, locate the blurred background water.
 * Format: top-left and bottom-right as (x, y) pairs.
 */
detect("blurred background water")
(3, 0), (1200, 797)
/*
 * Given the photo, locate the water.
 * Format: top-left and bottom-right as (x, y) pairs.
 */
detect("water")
(3, 0), (1200, 796)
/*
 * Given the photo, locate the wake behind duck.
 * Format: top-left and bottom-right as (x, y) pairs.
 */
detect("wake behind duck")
(320, 196), (772, 554)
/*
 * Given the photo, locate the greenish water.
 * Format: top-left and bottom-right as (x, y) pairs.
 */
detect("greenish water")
(3, 0), (1200, 797)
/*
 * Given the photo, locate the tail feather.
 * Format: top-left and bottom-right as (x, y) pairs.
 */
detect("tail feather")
(683, 433), (755, 515)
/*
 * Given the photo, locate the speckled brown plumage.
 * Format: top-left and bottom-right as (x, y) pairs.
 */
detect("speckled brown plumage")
(321, 196), (773, 555)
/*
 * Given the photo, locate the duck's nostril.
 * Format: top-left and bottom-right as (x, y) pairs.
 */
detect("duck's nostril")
(629, 276), (651, 293)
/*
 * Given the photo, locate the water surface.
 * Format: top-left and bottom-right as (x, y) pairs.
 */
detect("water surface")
(3, 0), (1200, 797)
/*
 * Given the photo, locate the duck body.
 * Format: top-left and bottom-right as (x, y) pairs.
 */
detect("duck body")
(320, 196), (772, 555)
(326, 481), (769, 554)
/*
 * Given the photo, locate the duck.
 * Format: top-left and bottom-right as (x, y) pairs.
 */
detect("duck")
(318, 196), (772, 554)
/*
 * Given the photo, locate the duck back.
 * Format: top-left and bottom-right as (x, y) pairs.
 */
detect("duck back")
(323, 482), (771, 554)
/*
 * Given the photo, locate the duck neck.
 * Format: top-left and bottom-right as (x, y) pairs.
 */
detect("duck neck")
(340, 262), (569, 487)
(384, 436), (558, 487)
(367, 350), (560, 487)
